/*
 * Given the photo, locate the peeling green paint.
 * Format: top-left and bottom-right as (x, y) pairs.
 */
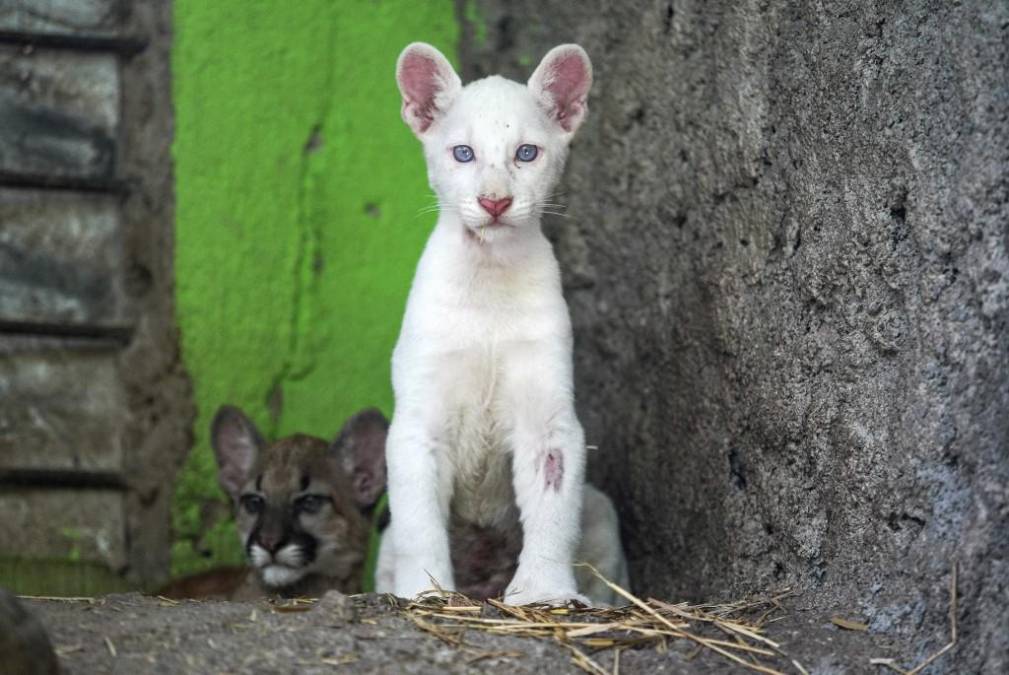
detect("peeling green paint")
(171, 1), (458, 575)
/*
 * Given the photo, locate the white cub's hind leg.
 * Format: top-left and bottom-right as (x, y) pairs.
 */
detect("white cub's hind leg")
(501, 351), (587, 605)
(385, 414), (456, 598)
(575, 484), (629, 606)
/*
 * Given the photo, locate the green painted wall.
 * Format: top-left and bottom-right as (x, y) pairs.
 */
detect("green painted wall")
(171, 1), (458, 575)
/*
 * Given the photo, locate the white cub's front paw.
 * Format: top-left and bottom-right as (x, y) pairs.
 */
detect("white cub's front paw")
(394, 565), (454, 600)
(504, 571), (590, 606)
(504, 584), (591, 607)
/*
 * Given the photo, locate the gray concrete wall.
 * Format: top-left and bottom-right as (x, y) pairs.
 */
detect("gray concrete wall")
(461, 1), (1008, 670)
(0, 0), (192, 591)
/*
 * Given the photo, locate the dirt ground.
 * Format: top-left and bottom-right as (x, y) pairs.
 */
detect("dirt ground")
(18, 591), (939, 674)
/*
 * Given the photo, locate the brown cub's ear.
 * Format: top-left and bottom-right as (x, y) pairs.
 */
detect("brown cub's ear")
(210, 405), (264, 501)
(331, 408), (389, 509)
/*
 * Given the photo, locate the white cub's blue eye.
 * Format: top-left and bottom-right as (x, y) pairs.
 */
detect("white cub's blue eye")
(453, 145), (474, 162)
(516, 144), (538, 162)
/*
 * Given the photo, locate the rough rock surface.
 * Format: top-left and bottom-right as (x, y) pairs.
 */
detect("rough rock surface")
(26, 592), (903, 674)
(459, 1), (1008, 672)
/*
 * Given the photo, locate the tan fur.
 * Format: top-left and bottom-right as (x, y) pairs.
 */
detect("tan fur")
(231, 434), (371, 597)
(156, 407), (388, 600)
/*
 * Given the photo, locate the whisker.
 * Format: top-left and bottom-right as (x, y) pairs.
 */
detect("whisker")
(413, 192), (444, 218)
(414, 201), (446, 219)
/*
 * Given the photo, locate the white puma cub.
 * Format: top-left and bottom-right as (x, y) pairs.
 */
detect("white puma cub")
(378, 42), (628, 605)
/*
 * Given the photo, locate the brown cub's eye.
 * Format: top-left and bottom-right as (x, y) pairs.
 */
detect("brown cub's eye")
(240, 494), (264, 515)
(294, 495), (328, 515)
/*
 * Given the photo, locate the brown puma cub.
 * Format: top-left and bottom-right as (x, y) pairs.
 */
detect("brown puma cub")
(207, 405), (388, 599)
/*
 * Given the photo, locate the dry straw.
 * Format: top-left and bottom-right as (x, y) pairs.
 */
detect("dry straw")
(401, 562), (959, 674)
(402, 564), (805, 674)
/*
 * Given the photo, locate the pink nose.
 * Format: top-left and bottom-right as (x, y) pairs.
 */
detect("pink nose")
(478, 196), (513, 219)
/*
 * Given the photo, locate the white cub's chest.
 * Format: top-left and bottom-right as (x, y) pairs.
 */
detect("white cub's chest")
(413, 247), (566, 343)
(434, 338), (540, 527)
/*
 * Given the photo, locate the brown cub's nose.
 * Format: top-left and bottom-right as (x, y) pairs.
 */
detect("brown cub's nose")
(257, 533), (283, 554)
(478, 196), (513, 219)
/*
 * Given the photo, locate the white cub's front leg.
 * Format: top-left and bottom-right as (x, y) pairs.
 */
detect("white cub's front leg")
(502, 351), (588, 605)
(385, 414), (455, 598)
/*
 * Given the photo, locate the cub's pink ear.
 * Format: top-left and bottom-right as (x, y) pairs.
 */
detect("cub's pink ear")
(528, 44), (593, 135)
(396, 42), (461, 136)
(210, 405), (264, 501)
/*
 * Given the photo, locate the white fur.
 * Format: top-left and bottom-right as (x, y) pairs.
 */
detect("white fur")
(576, 485), (631, 602)
(382, 43), (608, 605)
(248, 544), (271, 569)
(261, 565), (303, 588)
(250, 543), (308, 588)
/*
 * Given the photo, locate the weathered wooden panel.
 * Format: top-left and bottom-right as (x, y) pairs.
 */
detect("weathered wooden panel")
(0, 488), (126, 569)
(0, 190), (128, 327)
(0, 0), (128, 35)
(0, 336), (125, 472)
(0, 46), (118, 181)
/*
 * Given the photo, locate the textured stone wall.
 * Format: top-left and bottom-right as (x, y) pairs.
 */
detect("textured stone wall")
(461, 1), (1007, 670)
